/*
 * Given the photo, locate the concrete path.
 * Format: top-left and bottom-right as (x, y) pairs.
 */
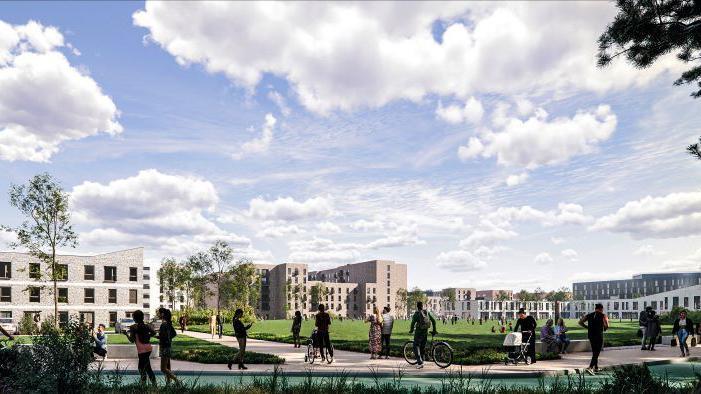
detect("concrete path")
(98, 330), (698, 377)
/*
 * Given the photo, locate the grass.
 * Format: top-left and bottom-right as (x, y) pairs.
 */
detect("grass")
(4, 333), (284, 365)
(189, 318), (670, 365)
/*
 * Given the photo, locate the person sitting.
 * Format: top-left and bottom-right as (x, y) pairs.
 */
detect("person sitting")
(500, 325), (506, 334)
(540, 319), (558, 353)
(491, 325), (496, 333)
(554, 318), (571, 354)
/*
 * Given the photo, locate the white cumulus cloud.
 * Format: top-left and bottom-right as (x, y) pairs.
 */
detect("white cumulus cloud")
(248, 196), (333, 221)
(561, 249), (579, 261)
(0, 20), (121, 162)
(436, 250), (487, 272)
(505, 172), (529, 187)
(534, 252), (553, 264)
(435, 97), (483, 124)
(233, 113), (276, 159)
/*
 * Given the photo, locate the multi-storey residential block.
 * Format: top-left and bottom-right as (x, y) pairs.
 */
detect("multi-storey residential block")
(476, 289), (513, 300)
(203, 259), (408, 320)
(0, 248), (148, 329)
(573, 272), (701, 300)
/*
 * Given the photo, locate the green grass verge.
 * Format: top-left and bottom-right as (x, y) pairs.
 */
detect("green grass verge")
(190, 318), (665, 365)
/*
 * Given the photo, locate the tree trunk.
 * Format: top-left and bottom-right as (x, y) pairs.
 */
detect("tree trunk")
(52, 248), (58, 327)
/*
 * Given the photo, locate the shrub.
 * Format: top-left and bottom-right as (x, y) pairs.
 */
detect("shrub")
(18, 313), (37, 335)
(172, 346), (284, 364)
(173, 308), (257, 326)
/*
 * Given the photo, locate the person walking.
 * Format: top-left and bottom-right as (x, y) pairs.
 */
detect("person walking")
(124, 310), (156, 386)
(646, 310), (661, 351)
(291, 311), (303, 348)
(514, 309), (537, 364)
(209, 314), (216, 339)
(179, 314), (187, 333)
(409, 301), (437, 369)
(639, 307), (651, 350)
(554, 318), (571, 354)
(366, 305), (383, 359)
(578, 303), (609, 375)
(381, 306), (394, 359)
(228, 309), (253, 370)
(315, 304), (334, 363)
(673, 310), (694, 357)
(216, 313), (224, 339)
(158, 308), (179, 385)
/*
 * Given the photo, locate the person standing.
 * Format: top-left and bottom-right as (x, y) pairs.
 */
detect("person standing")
(646, 310), (661, 351)
(94, 324), (107, 358)
(158, 308), (179, 385)
(216, 313), (224, 339)
(291, 311), (303, 348)
(228, 309), (253, 370)
(514, 309), (537, 364)
(409, 301), (437, 369)
(124, 310), (156, 387)
(209, 314), (216, 339)
(673, 310), (694, 357)
(178, 314), (187, 333)
(578, 303), (609, 375)
(381, 306), (394, 359)
(366, 305), (383, 359)
(639, 307), (651, 350)
(315, 304), (333, 363)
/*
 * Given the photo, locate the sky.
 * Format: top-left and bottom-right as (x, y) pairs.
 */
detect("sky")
(1, 1), (701, 292)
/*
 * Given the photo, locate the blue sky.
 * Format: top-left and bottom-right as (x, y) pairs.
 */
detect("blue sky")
(1, 2), (701, 291)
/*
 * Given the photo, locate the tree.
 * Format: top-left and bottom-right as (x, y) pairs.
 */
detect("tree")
(176, 260), (196, 311)
(441, 288), (457, 311)
(228, 258), (260, 311)
(546, 287), (573, 302)
(496, 290), (511, 301)
(598, 0), (701, 98)
(158, 258), (180, 310)
(188, 240), (234, 316)
(407, 287), (428, 313)
(310, 282), (328, 309)
(395, 288), (408, 318)
(515, 289), (537, 302)
(3, 174), (78, 326)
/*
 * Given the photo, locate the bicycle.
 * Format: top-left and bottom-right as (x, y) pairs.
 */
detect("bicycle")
(304, 330), (334, 364)
(403, 333), (453, 368)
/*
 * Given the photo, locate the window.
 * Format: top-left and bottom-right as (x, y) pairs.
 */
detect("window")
(0, 262), (10, 279)
(129, 289), (138, 304)
(29, 263), (41, 279)
(58, 288), (68, 303)
(109, 312), (118, 327)
(0, 311), (10, 319)
(84, 288), (95, 303)
(0, 287), (10, 302)
(59, 311), (68, 327)
(684, 297), (689, 308)
(129, 267), (138, 282)
(29, 287), (40, 303)
(56, 264), (68, 281)
(84, 265), (95, 280)
(104, 266), (117, 282)
(108, 289), (117, 304)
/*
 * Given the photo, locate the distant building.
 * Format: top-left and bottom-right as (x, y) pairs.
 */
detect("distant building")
(573, 272), (701, 300)
(0, 248), (150, 328)
(204, 259), (408, 320)
(476, 289), (513, 300)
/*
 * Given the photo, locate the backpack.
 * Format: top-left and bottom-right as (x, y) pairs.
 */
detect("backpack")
(417, 310), (431, 330)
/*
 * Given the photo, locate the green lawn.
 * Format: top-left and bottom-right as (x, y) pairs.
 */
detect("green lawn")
(190, 318), (670, 365)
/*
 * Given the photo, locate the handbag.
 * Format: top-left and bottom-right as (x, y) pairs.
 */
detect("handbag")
(692, 336), (697, 347)
(636, 328), (643, 338)
(671, 337), (677, 347)
(656, 335), (662, 345)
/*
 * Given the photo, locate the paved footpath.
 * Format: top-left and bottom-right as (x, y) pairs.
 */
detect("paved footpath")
(99, 331), (697, 377)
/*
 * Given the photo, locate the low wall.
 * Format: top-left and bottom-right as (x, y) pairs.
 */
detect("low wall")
(660, 334), (699, 347)
(534, 339), (590, 354)
(103, 344), (160, 359)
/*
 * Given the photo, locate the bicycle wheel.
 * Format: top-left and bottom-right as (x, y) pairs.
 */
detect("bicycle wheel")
(306, 344), (315, 364)
(432, 342), (453, 369)
(403, 341), (418, 365)
(322, 343), (334, 363)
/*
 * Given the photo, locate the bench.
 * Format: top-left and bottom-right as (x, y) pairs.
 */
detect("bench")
(535, 339), (590, 354)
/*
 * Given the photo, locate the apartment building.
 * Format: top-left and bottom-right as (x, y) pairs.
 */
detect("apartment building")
(573, 272), (701, 300)
(0, 248), (148, 328)
(476, 289), (513, 300)
(205, 259), (408, 319)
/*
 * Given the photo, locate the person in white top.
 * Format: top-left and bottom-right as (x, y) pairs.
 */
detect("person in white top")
(381, 306), (395, 359)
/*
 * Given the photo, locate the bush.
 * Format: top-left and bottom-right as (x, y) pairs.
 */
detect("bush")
(18, 313), (37, 335)
(173, 308), (257, 326)
(172, 346), (284, 364)
(2, 319), (95, 393)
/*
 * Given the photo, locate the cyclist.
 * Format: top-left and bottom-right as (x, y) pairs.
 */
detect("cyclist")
(315, 304), (333, 363)
(409, 301), (436, 369)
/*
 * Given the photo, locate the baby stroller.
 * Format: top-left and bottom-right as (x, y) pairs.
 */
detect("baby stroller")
(503, 331), (533, 365)
(304, 329), (333, 364)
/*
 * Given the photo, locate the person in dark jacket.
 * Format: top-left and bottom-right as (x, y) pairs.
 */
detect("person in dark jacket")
(315, 304), (334, 363)
(646, 310), (661, 351)
(639, 307), (651, 350)
(579, 303), (609, 375)
(514, 309), (537, 364)
(228, 309), (253, 370)
(158, 308), (179, 385)
(124, 310), (156, 386)
(216, 313), (224, 339)
(291, 311), (303, 348)
(673, 310), (694, 357)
